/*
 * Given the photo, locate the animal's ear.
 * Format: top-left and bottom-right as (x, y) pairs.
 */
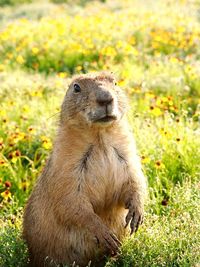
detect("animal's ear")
(107, 71), (118, 85)
(96, 71), (116, 84)
(109, 72), (118, 85)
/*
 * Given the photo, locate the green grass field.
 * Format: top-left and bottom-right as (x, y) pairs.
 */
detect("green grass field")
(0, 0), (200, 266)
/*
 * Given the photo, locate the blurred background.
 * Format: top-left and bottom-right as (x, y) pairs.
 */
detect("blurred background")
(0, 0), (200, 266)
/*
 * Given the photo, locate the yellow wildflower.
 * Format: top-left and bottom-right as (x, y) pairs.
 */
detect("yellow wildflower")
(159, 128), (172, 138)
(1, 190), (11, 200)
(141, 156), (150, 164)
(0, 159), (8, 167)
(30, 91), (42, 97)
(118, 79), (126, 87)
(58, 72), (67, 79)
(76, 65), (82, 72)
(150, 106), (163, 116)
(0, 64), (4, 72)
(16, 55), (25, 64)
(22, 105), (30, 113)
(155, 160), (165, 169)
(7, 53), (13, 59)
(28, 126), (36, 134)
(32, 47), (39, 55)
(41, 136), (52, 150)
(0, 109), (6, 116)
(169, 57), (179, 64)
(20, 181), (30, 191)
(8, 150), (21, 163)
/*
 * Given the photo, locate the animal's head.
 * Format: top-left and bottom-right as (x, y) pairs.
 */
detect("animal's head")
(61, 72), (128, 127)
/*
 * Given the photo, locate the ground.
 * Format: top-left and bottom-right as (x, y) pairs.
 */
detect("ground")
(0, 0), (200, 266)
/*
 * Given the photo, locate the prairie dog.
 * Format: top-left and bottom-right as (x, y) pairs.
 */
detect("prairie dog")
(23, 72), (147, 267)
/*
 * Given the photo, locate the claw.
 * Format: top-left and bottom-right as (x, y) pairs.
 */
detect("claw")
(130, 219), (135, 235)
(110, 233), (122, 246)
(135, 215), (142, 232)
(140, 216), (144, 225)
(104, 236), (119, 253)
(94, 226), (121, 256)
(125, 211), (134, 228)
(130, 215), (142, 234)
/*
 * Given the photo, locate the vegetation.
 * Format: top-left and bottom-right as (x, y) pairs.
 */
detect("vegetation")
(0, 0), (200, 266)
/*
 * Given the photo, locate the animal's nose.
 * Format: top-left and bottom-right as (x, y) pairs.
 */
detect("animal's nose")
(96, 91), (113, 106)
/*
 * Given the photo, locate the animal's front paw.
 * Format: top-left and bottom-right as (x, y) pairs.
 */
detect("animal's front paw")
(72, 260), (91, 267)
(125, 202), (143, 234)
(94, 226), (121, 255)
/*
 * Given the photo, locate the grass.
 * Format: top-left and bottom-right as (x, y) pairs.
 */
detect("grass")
(0, 0), (200, 266)
(106, 182), (200, 267)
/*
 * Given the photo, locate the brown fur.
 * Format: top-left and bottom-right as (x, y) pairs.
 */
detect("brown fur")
(23, 72), (147, 267)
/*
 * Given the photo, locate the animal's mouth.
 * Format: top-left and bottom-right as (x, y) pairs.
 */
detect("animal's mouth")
(94, 115), (117, 123)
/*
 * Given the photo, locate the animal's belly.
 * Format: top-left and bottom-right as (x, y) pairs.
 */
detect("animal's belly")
(83, 154), (128, 213)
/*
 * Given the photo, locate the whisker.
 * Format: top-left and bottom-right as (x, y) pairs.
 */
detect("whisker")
(47, 112), (61, 120)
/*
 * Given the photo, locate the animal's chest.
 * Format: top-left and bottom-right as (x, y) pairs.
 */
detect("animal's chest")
(82, 146), (129, 210)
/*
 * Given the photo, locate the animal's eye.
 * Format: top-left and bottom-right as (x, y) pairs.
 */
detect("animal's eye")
(74, 83), (81, 93)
